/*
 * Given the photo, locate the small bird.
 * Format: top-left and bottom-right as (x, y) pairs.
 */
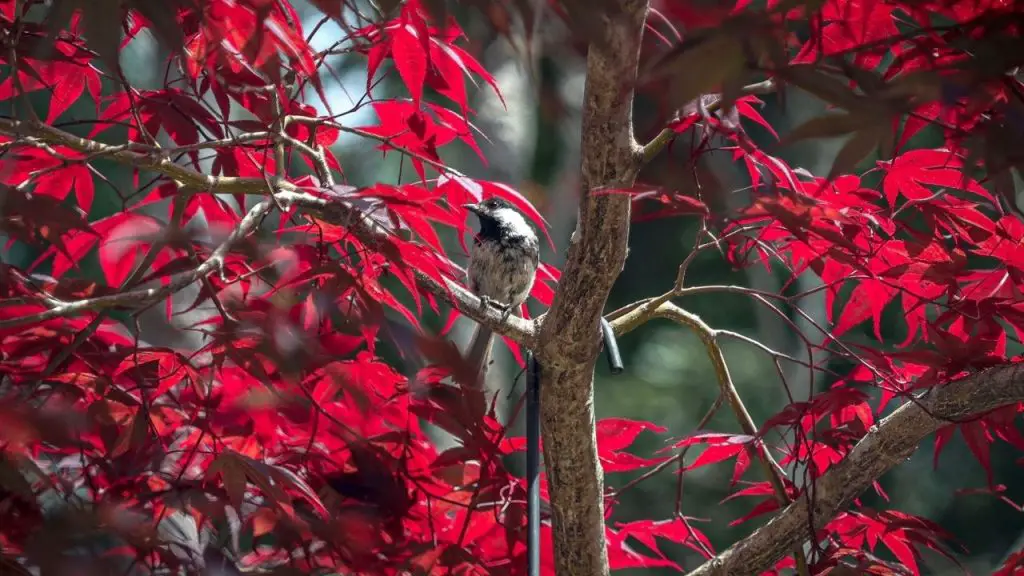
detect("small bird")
(463, 197), (540, 379)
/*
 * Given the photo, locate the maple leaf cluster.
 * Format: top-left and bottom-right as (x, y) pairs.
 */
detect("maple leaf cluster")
(0, 0), (1022, 574)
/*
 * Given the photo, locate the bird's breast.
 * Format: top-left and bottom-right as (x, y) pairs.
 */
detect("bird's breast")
(467, 238), (538, 306)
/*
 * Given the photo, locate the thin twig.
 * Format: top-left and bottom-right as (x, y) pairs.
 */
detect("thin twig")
(0, 200), (274, 329)
(611, 300), (810, 576)
(639, 79), (777, 165)
(609, 394), (724, 497)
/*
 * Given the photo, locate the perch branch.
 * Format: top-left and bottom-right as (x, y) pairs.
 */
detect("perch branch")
(0, 118), (537, 347)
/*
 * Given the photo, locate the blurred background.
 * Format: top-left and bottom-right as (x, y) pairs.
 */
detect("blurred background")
(3, 0), (1023, 573)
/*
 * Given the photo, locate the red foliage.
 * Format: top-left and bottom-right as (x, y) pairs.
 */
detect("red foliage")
(1, 0), (1023, 573)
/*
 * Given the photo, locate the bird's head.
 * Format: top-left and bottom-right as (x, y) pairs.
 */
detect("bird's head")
(462, 197), (534, 239)
(462, 197), (516, 219)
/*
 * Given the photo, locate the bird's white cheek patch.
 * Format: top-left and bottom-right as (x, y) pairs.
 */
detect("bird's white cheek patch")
(493, 208), (532, 236)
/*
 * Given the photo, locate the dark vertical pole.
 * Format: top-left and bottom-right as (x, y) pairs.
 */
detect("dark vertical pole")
(526, 351), (541, 576)
(524, 320), (621, 575)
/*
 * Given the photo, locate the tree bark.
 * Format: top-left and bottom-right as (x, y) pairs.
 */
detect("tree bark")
(534, 1), (648, 574)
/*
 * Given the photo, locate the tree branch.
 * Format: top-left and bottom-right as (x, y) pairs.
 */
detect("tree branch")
(684, 361), (1024, 576)
(0, 199), (274, 329)
(533, 0), (649, 573)
(274, 190), (538, 348)
(0, 118), (537, 348)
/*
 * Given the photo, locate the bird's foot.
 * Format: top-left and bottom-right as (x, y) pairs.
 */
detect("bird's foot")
(496, 302), (515, 324)
(477, 295), (516, 324)
(478, 295), (492, 313)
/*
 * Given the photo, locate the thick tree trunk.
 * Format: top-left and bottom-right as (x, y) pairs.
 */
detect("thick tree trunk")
(535, 2), (648, 574)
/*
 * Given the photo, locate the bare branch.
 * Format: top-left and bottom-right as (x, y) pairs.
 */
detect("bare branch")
(684, 362), (1024, 576)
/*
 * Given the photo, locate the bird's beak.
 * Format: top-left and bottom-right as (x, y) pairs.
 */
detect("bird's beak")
(462, 203), (482, 216)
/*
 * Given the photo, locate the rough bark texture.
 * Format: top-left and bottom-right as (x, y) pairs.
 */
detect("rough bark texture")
(534, 2), (648, 574)
(685, 362), (1024, 576)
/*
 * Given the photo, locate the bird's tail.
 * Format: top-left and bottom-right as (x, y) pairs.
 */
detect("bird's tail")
(465, 324), (495, 384)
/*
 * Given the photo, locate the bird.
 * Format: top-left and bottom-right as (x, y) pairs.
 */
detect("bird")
(462, 197), (540, 380)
